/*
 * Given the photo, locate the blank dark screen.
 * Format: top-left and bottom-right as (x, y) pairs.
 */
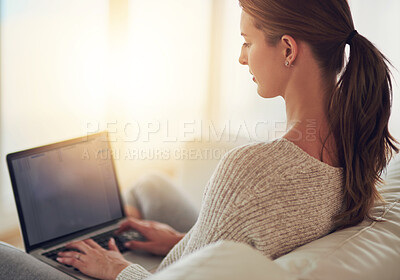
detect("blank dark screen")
(11, 135), (123, 246)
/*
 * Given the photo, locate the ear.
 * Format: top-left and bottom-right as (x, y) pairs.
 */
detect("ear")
(280, 35), (298, 66)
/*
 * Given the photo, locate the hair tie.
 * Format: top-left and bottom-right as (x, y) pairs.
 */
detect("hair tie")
(346, 30), (358, 45)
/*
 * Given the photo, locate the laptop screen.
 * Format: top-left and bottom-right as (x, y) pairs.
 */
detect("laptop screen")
(7, 132), (124, 251)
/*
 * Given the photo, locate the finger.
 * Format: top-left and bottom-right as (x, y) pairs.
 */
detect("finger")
(57, 256), (84, 269)
(57, 251), (87, 262)
(108, 238), (120, 252)
(65, 240), (92, 254)
(115, 223), (130, 234)
(116, 218), (145, 234)
(124, 240), (156, 252)
(84, 238), (104, 250)
(57, 251), (81, 258)
(117, 218), (143, 232)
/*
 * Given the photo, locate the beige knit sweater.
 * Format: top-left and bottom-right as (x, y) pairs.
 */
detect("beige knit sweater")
(117, 138), (344, 280)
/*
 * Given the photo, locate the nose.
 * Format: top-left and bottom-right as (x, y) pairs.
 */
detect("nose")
(239, 46), (247, 65)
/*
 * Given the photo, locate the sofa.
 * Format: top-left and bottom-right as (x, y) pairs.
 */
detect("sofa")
(148, 154), (400, 280)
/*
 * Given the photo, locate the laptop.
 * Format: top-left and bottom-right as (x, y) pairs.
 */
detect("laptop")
(7, 131), (163, 279)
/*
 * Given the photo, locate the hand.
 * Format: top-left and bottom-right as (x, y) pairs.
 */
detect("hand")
(57, 238), (130, 280)
(116, 217), (185, 256)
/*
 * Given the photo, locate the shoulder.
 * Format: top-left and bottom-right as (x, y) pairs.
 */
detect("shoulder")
(217, 138), (295, 173)
(221, 139), (283, 160)
(208, 138), (342, 195)
(205, 139), (291, 195)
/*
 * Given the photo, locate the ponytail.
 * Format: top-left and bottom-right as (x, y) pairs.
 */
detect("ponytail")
(329, 33), (399, 229)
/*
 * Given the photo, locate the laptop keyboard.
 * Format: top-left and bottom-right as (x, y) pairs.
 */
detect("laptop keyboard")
(42, 228), (144, 266)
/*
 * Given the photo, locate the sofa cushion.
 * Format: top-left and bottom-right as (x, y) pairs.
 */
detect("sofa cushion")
(148, 241), (297, 280)
(274, 154), (400, 280)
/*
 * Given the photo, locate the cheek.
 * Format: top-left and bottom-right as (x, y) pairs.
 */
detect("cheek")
(248, 48), (261, 69)
(250, 44), (276, 69)
(249, 49), (286, 97)
(248, 50), (275, 82)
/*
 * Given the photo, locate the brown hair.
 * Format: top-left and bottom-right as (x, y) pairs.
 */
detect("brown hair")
(239, 0), (399, 229)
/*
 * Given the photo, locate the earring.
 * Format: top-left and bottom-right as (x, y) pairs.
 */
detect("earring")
(285, 61), (290, 67)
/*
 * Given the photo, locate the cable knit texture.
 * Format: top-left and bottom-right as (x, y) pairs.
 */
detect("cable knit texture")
(117, 138), (344, 280)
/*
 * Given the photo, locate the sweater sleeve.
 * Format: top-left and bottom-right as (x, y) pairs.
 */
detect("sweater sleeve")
(156, 225), (193, 271)
(116, 264), (152, 280)
(161, 144), (265, 256)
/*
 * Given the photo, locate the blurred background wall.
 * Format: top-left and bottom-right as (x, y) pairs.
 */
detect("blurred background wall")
(1, 0), (399, 236)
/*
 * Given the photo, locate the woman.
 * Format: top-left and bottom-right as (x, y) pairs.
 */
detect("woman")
(2, 0), (398, 279)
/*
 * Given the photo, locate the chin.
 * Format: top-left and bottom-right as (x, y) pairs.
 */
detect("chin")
(257, 88), (279, 99)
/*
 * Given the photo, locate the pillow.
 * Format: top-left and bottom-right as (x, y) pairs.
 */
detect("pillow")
(148, 241), (297, 280)
(274, 154), (400, 280)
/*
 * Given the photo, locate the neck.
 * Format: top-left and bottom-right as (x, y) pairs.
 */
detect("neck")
(281, 57), (338, 166)
(284, 76), (333, 135)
